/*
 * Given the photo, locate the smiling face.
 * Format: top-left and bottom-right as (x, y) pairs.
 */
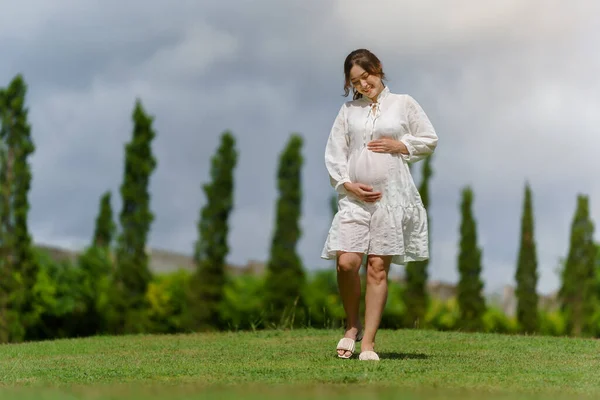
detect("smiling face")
(349, 64), (385, 101)
(343, 49), (387, 101)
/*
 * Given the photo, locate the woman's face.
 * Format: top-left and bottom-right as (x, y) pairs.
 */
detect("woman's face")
(349, 64), (384, 100)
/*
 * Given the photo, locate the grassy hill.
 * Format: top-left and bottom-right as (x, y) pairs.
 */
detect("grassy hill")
(1, 329), (599, 399)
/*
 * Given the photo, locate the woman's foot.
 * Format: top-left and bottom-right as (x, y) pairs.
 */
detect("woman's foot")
(358, 340), (379, 360)
(336, 325), (363, 358)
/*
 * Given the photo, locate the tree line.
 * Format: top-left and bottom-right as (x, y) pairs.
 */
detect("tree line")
(0, 74), (598, 343)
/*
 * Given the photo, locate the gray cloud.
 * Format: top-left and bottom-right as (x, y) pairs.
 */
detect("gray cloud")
(1, 0), (598, 297)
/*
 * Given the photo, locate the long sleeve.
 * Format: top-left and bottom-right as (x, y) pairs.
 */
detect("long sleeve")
(325, 104), (351, 194)
(400, 95), (438, 163)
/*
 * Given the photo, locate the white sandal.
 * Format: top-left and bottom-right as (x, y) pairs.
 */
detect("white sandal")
(359, 350), (380, 361)
(336, 330), (363, 359)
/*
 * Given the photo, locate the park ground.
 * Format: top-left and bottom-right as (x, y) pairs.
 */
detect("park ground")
(1, 328), (599, 399)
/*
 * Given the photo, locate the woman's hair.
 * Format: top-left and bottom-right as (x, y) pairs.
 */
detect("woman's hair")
(343, 49), (386, 100)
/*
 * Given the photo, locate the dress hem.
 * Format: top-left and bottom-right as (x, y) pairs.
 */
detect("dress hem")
(320, 250), (429, 265)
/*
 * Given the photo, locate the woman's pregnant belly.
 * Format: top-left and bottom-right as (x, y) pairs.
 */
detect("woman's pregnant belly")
(349, 148), (391, 193)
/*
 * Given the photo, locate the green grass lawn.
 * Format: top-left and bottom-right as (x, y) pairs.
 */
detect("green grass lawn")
(1, 328), (599, 399)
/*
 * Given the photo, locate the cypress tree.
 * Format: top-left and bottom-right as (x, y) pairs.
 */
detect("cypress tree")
(111, 99), (157, 334)
(403, 154), (433, 328)
(515, 182), (539, 333)
(93, 191), (115, 249)
(559, 195), (596, 337)
(264, 134), (306, 327)
(596, 243), (600, 298)
(0, 87), (15, 343)
(76, 245), (114, 337)
(75, 190), (116, 336)
(596, 243), (600, 324)
(0, 76), (37, 342)
(188, 132), (238, 330)
(456, 186), (486, 331)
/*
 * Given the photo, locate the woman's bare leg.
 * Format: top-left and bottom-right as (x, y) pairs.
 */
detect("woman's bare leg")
(361, 254), (392, 353)
(336, 251), (363, 357)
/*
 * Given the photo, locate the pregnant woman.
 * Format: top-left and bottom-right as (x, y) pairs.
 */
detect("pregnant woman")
(322, 49), (438, 361)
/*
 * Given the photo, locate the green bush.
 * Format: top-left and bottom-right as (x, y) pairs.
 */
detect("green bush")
(482, 306), (518, 334)
(303, 269), (345, 329)
(538, 309), (567, 337)
(425, 297), (460, 331)
(27, 249), (88, 340)
(380, 281), (406, 329)
(19, 249), (595, 341)
(146, 269), (192, 334)
(220, 274), (266, 331)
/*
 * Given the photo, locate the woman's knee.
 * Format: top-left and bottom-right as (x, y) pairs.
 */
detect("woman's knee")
(366, 255), (391, 284)
(337, 252), (362, 273)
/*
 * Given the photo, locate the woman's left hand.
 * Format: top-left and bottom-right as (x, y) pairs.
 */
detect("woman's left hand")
(367, 137), (408, 154)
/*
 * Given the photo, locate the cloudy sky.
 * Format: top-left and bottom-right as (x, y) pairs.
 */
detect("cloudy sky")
(1, 0), (598, 296)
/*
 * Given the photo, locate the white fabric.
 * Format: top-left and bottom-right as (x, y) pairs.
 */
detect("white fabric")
(321, 86), (438, 265)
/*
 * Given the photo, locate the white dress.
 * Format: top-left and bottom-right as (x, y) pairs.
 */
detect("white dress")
(321, 86), (438, 265)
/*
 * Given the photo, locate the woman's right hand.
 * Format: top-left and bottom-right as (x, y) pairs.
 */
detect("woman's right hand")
(343, 182), (382, 202)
